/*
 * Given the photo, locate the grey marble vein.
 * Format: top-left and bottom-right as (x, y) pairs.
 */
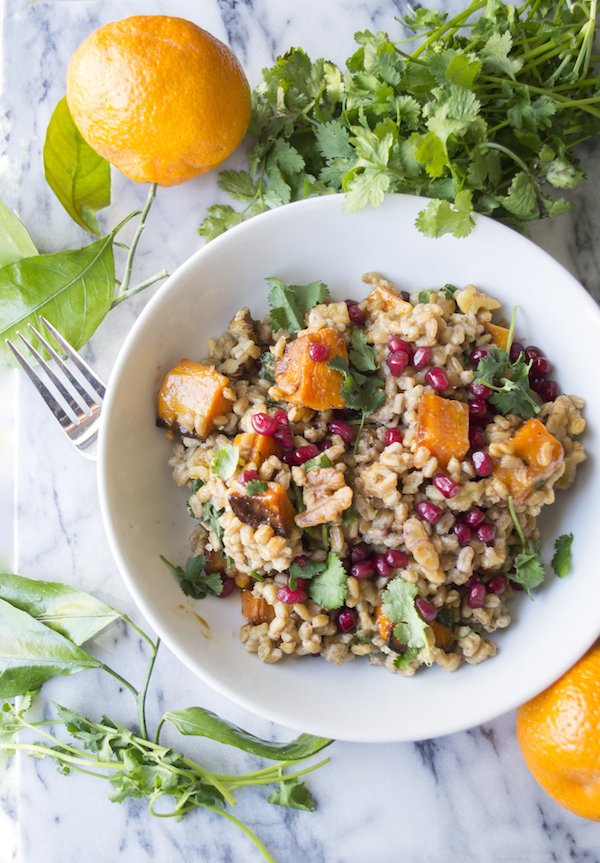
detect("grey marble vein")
(2, 0), (600, 861)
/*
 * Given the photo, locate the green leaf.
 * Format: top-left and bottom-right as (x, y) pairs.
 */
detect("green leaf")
(480, 32), (523, 78)
(415, 190), (475, 238)
(0, 197), (37, 266)
(0, 598), (100, 698)
(328, 356), (384, 415)
(552, 533), (573, 578)
(475, 346), (540, 419)
(381, 579), (429, 653)
(43, 97), (110, 236)
(501, 172), (539, 219)
(545, 159), (585, 190)
(0, 234), (115, 367)
(349, 329), (378, 372)
(512, 543), (545, 598)
(303, 454), (333, 473)
(0, 574), (119, 645)
(245, 479), (268, 496)
(258, 351), (275, 382)
(217, 170), (258, 202)
(198, 204), (244, 241)
(212, 445), (240, 481)
(202, 501), (224, 548)
(267, 277), (330, 333)
(426, 86), (482, 144)
(160, 555), (223, 600)
(393, 646), (421, 669)
(289, 558), (327, 591)
(413, 131), (448, 178)
(163, 706), (332, 760)
(267, 778), (316, 811)
(308, 552), (348, 609)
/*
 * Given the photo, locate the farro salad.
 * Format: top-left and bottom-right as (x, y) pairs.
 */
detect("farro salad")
(156, 273), (586, 675)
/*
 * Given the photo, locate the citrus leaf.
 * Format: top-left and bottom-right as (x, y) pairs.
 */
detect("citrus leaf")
(0, 197), (37, 266)
(0, 234), (115, 366)
(44, 98), (111, 236)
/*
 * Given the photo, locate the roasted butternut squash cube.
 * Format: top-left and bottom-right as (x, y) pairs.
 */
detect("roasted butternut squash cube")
(229, 481), (296, 537)
(241, 590), (275, 624)
(485, 322), (510, 351)
(494, 418), (564, 501)
(429, 619), (454, 650)
(416, 393), (470, 468)
(157, 359), (230, 440)
(368, 283), (413, 317)
(233, 431), (281, 469)
(274, 327), (348, 410)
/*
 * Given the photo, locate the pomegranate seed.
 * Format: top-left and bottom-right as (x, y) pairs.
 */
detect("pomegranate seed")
(387, 350), (410, 377)
(510, 341), (525, 362)
(416, 500), (443, 524)
(219, 577), (236, 598)
(345, 298), (358, 307)
(308, 342), (330, 362)
(415, 597), (438, 621)
(277, 585), (307, 604)
(453, 522), (472, 546)
(388, 336), (412, 357)
(413, 346), (431, 370)
(471, 409), (493, 428)
(251, 412), (278, 436)
(432, 474), (460, 499)
(348, 304), (366, 326)
(524, 345), (543, 361)
(293, 555), (308, 568)
(384, 428), (403, 446)
(471, 450), (493, 477)
(486, 573), (508, 594)
(469, 399), (488, 422)
(274, 426), (294, 449)
(470, 347), (491, 367)
(342, 556), (352, 574)
(281, 450), (295, 465)
(469, 382), (492, 400)
(476, 522), (496, 543)
(467, 582), (486, 609)
(239, 469), (259, 484)
(425, 367), (449, 391)
(510, 580), (525, 592)
(374, 553), (393, 578)
(329, 419), (356, 443)
(273, 409), (289, 426)
(400, 290), (411, 302)
(466, 574), (482, 588)
(385, 549), (409, 569)
(350, 542), (371, 562)
(336, 608), (358, 633)
(469, 426), (486, 450)
(351, 559), (375, 579)
(529, 356), (552, 378)
(537, 380), (559, 402)
(465, 507), (485, 527)
(292, 577), (308, 590)
(292, 444), (319, 465)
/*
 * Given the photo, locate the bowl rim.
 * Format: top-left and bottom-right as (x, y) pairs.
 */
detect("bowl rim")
(97, 192), (600, 741)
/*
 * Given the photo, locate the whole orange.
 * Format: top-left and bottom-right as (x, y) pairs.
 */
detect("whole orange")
(516, 640), (600, 820)
(66, 16), (251, 186)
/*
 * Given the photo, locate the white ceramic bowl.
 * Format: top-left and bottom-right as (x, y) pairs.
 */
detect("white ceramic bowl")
(98, 194), (600, 742)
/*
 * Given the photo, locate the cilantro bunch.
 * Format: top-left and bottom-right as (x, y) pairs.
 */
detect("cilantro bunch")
(200, 0), (600, 241)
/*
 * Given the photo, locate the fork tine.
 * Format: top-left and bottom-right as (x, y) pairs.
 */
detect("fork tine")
(17, 330), (89, 419)
(27, 322), (97, 412)
(39, 316), (106, 399)
(6, 339), (73, 431)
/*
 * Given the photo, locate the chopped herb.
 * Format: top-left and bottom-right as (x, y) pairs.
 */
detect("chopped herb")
(190, 478), (204, 493)
(267, 777), (316, 811)
(160, 554), (223, 599)
(211, 445), (240, 481)
(288, 558), (327, 590)
(418, 284), (458, 303)
(342, 505), (357, 525)
(441, 283), (458, 298)
(328, 356), (384, 449)
(354, 630), (373, 644)
(552, 533), (573, 578)
(202, 502), (224, 548)
(381, 579), (429, 656)
(393, 646), (421, 669)
(308, 552), (348, 609)
(418, 290), (433, 303)
(474, 322), (539, 419)
(303, 453), (332, 473)
(436, 607), (454, 628)
(348, 329), (378, 372)
(267, 277), (330, 333)
(507, 496), (545, 597)
(258, 351), (275, 382)
(245, 479), (268, 496)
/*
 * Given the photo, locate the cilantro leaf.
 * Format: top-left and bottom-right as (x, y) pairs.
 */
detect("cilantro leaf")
(245, 479), (268, 496)
(552, 533), (573, 578)
(415, 190), (476, 239)
(381, 579), (429, 654)
(267, 278), (330, 333)
(198, 204), (243, 241)
(202, 502), (224, 548)
(267, 778), (316, 811)
(288, 558), (327, 590)
(328, 356), (384, 415)
(190, 478), (204, 493)
(474, 345), (539, 419)
(512, 543), (545, 598)
(303, 453), (333, 473)
(259, 351), (275, 382)
(308, 552), (348, 609)
(393, 646), (421, 669)
(211, 445), (240, 481)
(349, 329), (378, 372)
(160, 554), (223, 599)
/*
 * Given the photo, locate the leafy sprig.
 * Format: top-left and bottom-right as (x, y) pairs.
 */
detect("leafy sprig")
(267, 278), (330, 333)
(381, 579), (429, 658)
(160, 554), (224, 599)
(507, 496), (545, 597)
(552, 533), (574, 577)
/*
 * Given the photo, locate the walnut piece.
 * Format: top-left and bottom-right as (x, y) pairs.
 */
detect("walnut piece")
(295, 468), (353, 528)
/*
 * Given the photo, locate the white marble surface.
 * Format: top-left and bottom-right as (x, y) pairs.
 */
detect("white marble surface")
(2, 1), (600, 862)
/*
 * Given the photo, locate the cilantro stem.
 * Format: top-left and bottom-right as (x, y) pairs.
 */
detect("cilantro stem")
(98, 662), (140, 702)
(506, 306), (518, 358)
(222, 756), (331, 791)
(135, 637), (160, 740)
(118, 182), (158, 296)
(179, 756), (237, 806)
(0, 742), (125, 772)
(203, 806), (278, 863)
(508, 495), (527, 546)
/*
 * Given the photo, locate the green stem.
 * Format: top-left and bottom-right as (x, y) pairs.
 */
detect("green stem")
(223, 756), (331, 791)
(410, 0), (487, 58)
(505, 306), (518, 358)
(0, 742), (124, 772)
(98, 662), (139, 701)
(179, 756), (237, 806)
(508, 496), (526, 546)
(204, 806), (278, 863)
(136, 637), (160, 740)
(118, 182), (158, 295)
(111, 269), (168, 308)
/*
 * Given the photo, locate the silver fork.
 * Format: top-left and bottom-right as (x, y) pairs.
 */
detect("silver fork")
(6, 316), (105, 460)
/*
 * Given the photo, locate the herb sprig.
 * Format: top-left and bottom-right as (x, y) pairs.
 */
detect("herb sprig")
(200, 0), (600, 241)
(160, 554), (224, 599)
(507, 496), (545, 596)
